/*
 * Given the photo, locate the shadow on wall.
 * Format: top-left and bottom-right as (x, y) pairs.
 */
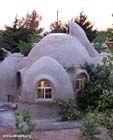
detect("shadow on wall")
(0, 48), (11, 61)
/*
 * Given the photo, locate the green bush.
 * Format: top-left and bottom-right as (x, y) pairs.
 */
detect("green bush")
(80, 112), (100, 140)
(77, 54), (113, 112)
(91, 110), (112, 140)
(55, 99), (82, 121)
(78, 53), (113, 139)
(15, 109), (35, 135)
(93, 32), (107, 53)
(18, 34), (37, 56)
(96, 90), (113, 111)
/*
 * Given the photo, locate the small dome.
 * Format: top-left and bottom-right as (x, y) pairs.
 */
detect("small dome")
(26, 33), (90, 68)
(0, 54), (25, 101)
(21, 56), (74, 101)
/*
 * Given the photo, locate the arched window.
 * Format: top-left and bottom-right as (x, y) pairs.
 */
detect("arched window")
(76, 73), (87, 91)
(37, 80), (52, 99)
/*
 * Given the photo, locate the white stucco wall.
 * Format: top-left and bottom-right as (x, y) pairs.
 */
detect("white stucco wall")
(0, 53), (25, 101)
(20, 56), (74, 102)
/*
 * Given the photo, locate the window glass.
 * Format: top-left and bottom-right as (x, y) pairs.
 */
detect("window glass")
(76, 73), (87, 91)
(76, 79), (85, 90)
(37, 80), (52, 99)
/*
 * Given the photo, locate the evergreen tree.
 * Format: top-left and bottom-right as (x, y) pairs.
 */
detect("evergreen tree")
(49, 21), (68, 33)
(1, 10), (43, 53)
(73, 11), (97, 42)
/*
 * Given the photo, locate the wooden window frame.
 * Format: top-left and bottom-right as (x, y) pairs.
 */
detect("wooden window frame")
(37, 80), (52, 100)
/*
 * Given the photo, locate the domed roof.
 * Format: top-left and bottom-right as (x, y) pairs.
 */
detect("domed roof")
(0, 53), (25, 101)
(21, 56), (74, 101)
(26, 33), (90, 68)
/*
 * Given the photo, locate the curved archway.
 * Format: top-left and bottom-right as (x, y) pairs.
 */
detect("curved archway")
(16, 71), (21, 89)
(16, 71), (22, 95)
(37, 79), (52, 99)
(16, 71), (22, 101)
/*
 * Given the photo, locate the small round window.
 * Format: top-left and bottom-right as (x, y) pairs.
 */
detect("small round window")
(37, 80), (52, 99)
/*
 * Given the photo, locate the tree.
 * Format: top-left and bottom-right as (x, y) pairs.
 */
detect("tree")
(77, 54), (113, 112)
(93, 31), (107, 53)
(73, 11), (97, 42)
(15, 10), (43, 32)
(18, 34), (38, 56)
(49, 21), (68, 33)
(107, 14), (113, 41)
(0, 10), (43, 53)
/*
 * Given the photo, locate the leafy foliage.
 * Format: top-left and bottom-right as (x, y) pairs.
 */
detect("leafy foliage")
(55, 99), (82, 121)
(80, 112), (100, 140)
(78, 55), (113, 138)
(83, 110), (113, 140)
(18, 34), (40, 56)
(98, 111), (113, 139)
(77, 54), (113, 112)
(96, 90), (113, 111)
(93, 31), (107, 53)
(49, 21), (68, 33)
(0, 10), (43, 53)
(15, 109), (35, 135)
(107, 28), (113, 41)
(107, 14), (113, 41)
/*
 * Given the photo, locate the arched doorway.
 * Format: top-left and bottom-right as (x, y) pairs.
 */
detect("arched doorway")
(16, 71), (21, 89)
(16, 71), (22, 101)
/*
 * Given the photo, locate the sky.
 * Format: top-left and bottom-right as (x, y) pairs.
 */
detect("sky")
(0, 0), (113, 31)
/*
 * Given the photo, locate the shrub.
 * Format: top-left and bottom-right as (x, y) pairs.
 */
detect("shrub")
(80, 112), (100, 140)
(96, 90), (113, 111)
(18, 34), (37, 56)
(93, 32), (107, 53)
(77, 54), (113, 112)
(15, 109), (35, 136)
(55, 99), (82, 121)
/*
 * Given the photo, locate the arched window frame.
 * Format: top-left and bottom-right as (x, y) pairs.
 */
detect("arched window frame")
(75, 73), (87, 92)
(37, 79), (52, 100)
(76, 78), (85, 90)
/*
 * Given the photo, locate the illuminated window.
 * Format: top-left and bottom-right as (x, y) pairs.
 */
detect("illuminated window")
(76, 73), (87, 91)
(37, 80), (52, 99)
(76, 79), (85, 90)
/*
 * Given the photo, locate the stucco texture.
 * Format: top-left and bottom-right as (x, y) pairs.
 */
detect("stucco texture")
(21, 56), (74, 102)
(0, 53), (25, 101)
(26, 33), (91, 68)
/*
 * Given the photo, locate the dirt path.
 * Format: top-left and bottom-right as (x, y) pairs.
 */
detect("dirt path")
(0, 127), (81, 140)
